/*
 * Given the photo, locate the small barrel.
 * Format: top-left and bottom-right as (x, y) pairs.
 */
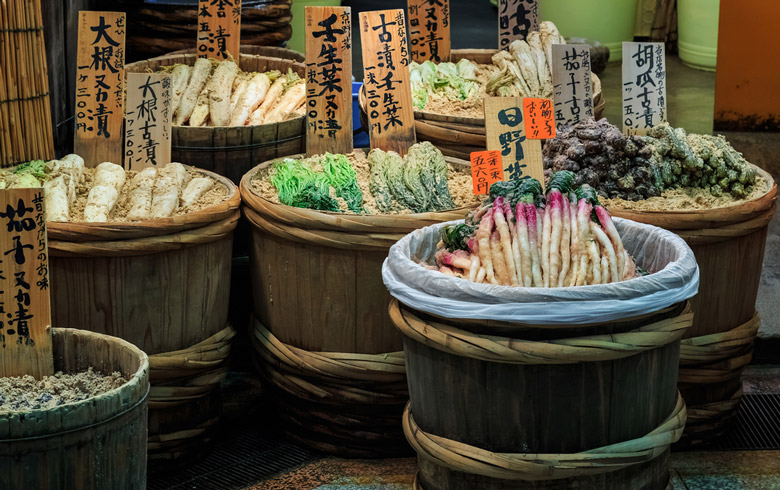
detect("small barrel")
(125, 53), (305, 186)
(0, 328), (149, 489)
(47, 169), (241, 464)
(359, 49), (605, 161)
(609, 164), (777, 445)
(240, 152), (476, 456)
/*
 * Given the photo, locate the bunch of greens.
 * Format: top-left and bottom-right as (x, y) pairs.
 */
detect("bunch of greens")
(270, 157), (340, 212)
(321, 153), (365, 213)
(409, 59), (480, 111)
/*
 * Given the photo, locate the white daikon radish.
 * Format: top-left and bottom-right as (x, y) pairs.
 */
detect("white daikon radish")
(84, 185), (119, 222)
(151, 163), (191, 218)
(263, 81), (305, 123)
(170, 64), (192, 116)
(208, 60), (239, 126)
(189, 83), (212, 127)
(181, 177), (214, 208)
(229, 72), (252, 115)
(93, 161), (126, 191)
(229, 72), (271, 126)
(174, 58), (212, 125)
(126, 167), (157, 221)
(247, 76), (286, 125)
(44, 176), (69, 222)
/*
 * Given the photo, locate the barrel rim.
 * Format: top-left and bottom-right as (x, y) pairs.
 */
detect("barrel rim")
(239, 149), (479, 234)
(47, 167), (241, 242)
(164, 45), (305, 63)
(0, 327), (149, 440)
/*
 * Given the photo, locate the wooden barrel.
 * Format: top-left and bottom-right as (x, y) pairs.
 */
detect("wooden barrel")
(391, 300), (691, 490)
(47, 169), (241, 464)
(359, 49), (605, 161)
(609, 165), (778, 445)
(167, 45), (304, 63)
(241, 152), (476, 456)
(0, 328), (149, 489)
(125, 53), (305, 186)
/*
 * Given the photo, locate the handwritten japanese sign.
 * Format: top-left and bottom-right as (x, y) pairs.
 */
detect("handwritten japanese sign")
(470, 150), (502, 195)
(74, 11), (125, 168)
(0, 189), (53, 378)
(622, 42), (667, 135)
(551, 44), (593, 129)
(305, 6), (353, 156)
(197, 0), (242, 63)
(484, 97), (544, 184)
(360, 9), (416, 155)
(498, 0), (537, 50)
(408, 0), (450, 62)
(125, 74), (172, 171)
(523, 98), (555, 139)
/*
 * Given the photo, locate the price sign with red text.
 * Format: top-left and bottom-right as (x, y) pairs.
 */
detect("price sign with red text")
(523, 98), (556, 139)
(470, 150), (502, 195)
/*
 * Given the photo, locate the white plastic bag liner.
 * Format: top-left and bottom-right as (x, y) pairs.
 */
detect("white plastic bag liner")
(382, 218), (699, 325)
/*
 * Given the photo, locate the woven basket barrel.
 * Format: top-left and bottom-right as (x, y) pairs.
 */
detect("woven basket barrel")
(125, 53), (305, 187)
(391, 299), (691, 490)
(167, 45), (304, 63)
(0, 328), (149, 489)
(47, 169), (241, 465)
(358, 49), (605, 161)
(240, 151), (476, 456)
(609, 164), (778, 446)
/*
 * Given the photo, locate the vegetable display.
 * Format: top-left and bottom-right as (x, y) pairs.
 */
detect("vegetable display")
(431, 172), (637, 287)
(543, 118), (758, 201)
(166, 58), (304, 127)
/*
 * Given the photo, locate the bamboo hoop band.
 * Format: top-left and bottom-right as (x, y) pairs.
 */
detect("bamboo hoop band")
(147, 416), (219, 452)
(251, 317), (407, 405)
(48, 210), (239, 257)
(403, 395), (686, 481)
(148, 325), (235, 409)
(413, 472), (672, 490)
(675, 204), (777, 245)
(389, 299), (692, 365)
(685, 386), (743, 430)
(678, 313), (758, 384)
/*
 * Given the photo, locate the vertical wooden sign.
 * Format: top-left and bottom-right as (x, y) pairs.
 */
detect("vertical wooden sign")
(305, 6), (353, 156)
(408, 0), (451, 62)
(74, 11), (126, 168)
(125, 73), (172, 171)
(498, 0), (538, 50)
(360, 9), (416, 156)
(622, 42), (667, 135)
(551, 44), (593, 129)
(0, 188), (53, 378)
(197, 0), (242, 62)
(484, 97), (544, 185)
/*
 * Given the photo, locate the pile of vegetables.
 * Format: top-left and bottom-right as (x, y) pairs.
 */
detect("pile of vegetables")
(543, 119), (757, 201)
(166, 58), (305, 127)
(432, 171), (637, 287)
(409, 59), (480, 110)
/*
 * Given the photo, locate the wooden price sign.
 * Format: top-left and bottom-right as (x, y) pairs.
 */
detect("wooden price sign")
(197, 0), (242, 63)
(551, 44), (593, 129)
(408, 0), (451, 62)
(0, 189), (53, 378)
(360, 9), (416, 155)
(498, 0), (538, 50)
(74, 11), (126, 168)
(622, 41), (667, 135)
(305, 6), (353, 156)
(470, 150), (502, 195)
(484, 96), (544, 185)
(125, 73), (172, 171)
(523, 98), (555, 139)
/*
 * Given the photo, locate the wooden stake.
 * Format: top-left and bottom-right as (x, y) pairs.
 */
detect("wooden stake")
(550, 44), (594, 129)
(484, 96), (544, 185)
(622, 41), (667, 135)
(498, 0), (538, 50)
(408, 0), (451, 62)
(125, 73), (172, 171)
(196, 0), (242, 64)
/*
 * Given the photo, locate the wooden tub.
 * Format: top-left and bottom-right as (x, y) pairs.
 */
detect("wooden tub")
(125, 53), (305, 187)
(609, 164), (778, 445)
(0, 328), (149, 489)
(241, 152), (477, 456)
(359, 49), (605, 161)
(47, 169), (241, 464)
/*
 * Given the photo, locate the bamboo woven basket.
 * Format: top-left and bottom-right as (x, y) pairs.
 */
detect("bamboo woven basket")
(47, 168), (241, 464)
(358, 49), (605, 160)
(0, 328), (149, 489)
(241, 151), (477, 456)
(167, 45), (304, 63)
(125, 53), (305, 186)
(391, 299), (691, 490)
(609, 164), (778, 446)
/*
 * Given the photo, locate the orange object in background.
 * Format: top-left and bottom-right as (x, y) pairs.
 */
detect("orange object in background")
(714, 0), (780, 130)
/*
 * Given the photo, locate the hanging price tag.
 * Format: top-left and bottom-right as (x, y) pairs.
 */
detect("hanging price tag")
(550, 44), (593, 129)
(523, 97), (555, 139)
(484, 97), (544, 185)
(197, 0), (242, 63)
(470, 150), (502, 195)
(498, 0), (538, 50)
(622, 41), (667, 135)
(408, 0), (451, 62)
(125, 73), (172, 171)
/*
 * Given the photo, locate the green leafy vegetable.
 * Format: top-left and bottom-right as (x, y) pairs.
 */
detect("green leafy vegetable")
(442, 223), (476, 252)
(321, 153), (364, 213)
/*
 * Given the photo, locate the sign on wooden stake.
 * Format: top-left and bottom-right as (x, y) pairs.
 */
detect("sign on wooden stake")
(498, 0), (537, 50)
(305, 6), (353, 156)
(622, 42), (667, 135)
(125, 73), (172, 171)
(408, 0), (451, 62)
(550, 44), (594, 129)
(360, 9), (416, 155)
(197, 0), (242, 63)
(484, 97), (544, 185)
(74, 11), (125, 167)
(0, 188), (53, 378)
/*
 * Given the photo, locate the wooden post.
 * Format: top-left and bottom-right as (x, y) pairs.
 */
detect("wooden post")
(622, 41), (667, 135)
(484, 96), (544, 185)
(124, 73), (172, 171)
(196, 0), (242, 63)
(305, 6), (353, 156)
(550, 44), (594, 130)
(498, 0), (538, 50)
(360, 9), (416, 156)
(73, 11), (125, 168)
(408, 0), (451, 63)
(0, 188), (53, 378)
